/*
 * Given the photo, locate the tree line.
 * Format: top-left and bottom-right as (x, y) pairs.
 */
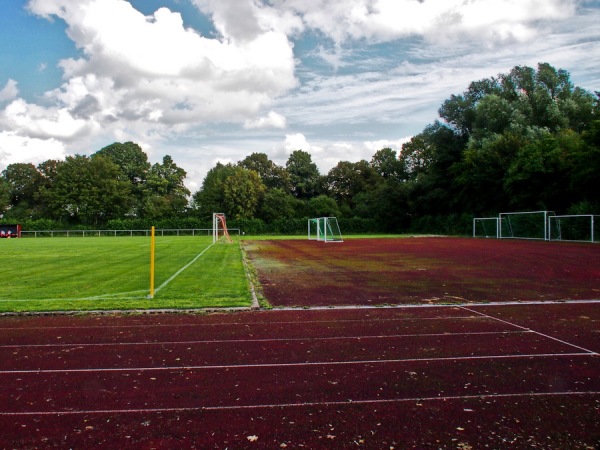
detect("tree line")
(1, 63), (599, 234)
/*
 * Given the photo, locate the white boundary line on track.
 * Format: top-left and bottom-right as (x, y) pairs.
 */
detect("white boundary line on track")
(460, 306), (599, 356)
(0, 315), (486, 330)
(0, 331), (529, 349)
(1, 391), (598, 416)
(0, 352), (593, 375)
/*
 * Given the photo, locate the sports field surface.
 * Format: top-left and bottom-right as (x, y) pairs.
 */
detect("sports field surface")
(0, 236), (252, 312)
(0, 236), (599, 448)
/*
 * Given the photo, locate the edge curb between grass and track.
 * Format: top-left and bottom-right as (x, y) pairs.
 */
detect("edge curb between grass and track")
(1, 298), (599, 317)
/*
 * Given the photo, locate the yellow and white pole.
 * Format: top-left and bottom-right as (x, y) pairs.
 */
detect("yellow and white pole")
(149, 226), (155, 299)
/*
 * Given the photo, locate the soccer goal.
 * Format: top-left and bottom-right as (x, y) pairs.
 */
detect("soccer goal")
(308, 217), (343, 242)
(473, 217), (500, 238)
(499, 211), (555, 241)
(212, 213), (232, 243)
(548, 215), (599, 243)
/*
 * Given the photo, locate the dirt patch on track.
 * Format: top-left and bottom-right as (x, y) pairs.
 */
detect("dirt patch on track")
(244, 237), (600, 307)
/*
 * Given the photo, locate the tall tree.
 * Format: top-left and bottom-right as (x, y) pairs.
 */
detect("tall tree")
(223, 167), (266, 220)
(1, 163), (40, 219)
(370, 148), (406, 181)
(326, 160), (379, 210)
(94, 142), (151, 216)
(191, 163), (237, 219)
(48, 155), (133, 225)
(238, 153), (292, 191)
(143, 155), (190, 219)
(286, 150), (321, 199)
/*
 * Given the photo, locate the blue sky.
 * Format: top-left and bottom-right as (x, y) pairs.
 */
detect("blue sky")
(1, 0), (599, 191)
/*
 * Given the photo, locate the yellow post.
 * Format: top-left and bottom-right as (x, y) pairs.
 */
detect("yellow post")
(149, 226), (155, 299)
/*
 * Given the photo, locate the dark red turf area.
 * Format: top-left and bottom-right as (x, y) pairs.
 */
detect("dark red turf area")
(1, 303), (599, 448)
(244, 237), (600, 306)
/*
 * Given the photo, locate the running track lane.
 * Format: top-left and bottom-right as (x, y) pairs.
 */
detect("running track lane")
(0, 303), (599, 448)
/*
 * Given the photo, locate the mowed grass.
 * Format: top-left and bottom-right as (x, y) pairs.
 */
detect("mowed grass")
(0, 236), (252, 312)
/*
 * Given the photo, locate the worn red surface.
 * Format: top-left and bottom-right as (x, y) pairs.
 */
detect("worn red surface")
(0, 303), (599, 449)
(245, 237), (600, 306)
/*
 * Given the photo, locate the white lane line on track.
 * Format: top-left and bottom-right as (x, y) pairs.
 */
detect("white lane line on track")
(460, 306), (599, 355)
(0, 331), (530, 349)
(0, 352), (593, 375)
(0, 315), (488, 331)
(1, 391), (598, 416)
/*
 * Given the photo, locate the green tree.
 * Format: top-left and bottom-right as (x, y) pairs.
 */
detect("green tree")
(143, 155), (190, 219)
(259, 188), (298, 222)
(223, 167), (266, 220)
(400, 122), (465, 215)
(326, 160), (379, 210)
(48, 155), (133, 225)
(1, 163), (41, 219)
(191, 163), (237, 219)
(0, 178), (10, 216)
(305, 195), (340, 218)
(94, 142), (151, 216)
(33, 160), (62, 219)
(370, 148), (406, 181)
(286, 150), (321, 199)
(238, 153), (292, 191)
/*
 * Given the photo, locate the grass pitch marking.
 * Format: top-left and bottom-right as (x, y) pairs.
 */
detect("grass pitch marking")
(153, 241), (215, 296)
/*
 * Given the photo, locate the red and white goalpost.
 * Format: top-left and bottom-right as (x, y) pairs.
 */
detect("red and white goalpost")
(212, 213), (232, 243)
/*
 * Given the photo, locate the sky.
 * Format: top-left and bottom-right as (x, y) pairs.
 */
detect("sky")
(1, 0), (599, 192)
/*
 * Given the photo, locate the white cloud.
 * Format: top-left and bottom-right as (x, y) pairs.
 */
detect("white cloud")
(283, 133), (322, 154)
(276, 0), (576, 46)
(0, 132), (67, 171)
(244, 111), (287, 129)
(0, 80), (19, 103)
(0, 98), (97, 141)
(22, 0), (298, 135)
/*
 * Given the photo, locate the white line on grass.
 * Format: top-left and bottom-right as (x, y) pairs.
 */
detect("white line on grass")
(0, 291), (149, 303)
(0, 352), (593, 375)
(1, 391), (598, 416)
(153, 241), (216, 295)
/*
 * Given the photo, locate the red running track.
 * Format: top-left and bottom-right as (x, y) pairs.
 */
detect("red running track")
(0, 303), (599, 448)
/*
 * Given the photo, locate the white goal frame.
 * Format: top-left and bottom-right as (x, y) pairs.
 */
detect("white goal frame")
(212, 213), (232, 243)
(499, 211), (555, 241)
(472, 217), (500, 239)
(308, 217), (343, 243)
(548, 215), (599, 243)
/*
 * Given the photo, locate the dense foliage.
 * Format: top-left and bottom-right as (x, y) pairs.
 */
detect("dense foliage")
(2, 64), (598, 234)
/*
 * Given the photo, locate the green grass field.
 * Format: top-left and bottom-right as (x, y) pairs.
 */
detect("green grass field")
(0, 236), (252, 312)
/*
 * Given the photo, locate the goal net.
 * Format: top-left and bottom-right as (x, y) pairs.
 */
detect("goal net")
(308, 217), (343, 242)
(473, 217), (500, 238)
(499, 211), (555, 241)
(212, 213), (232, 243)
(548, 215), (599, 243)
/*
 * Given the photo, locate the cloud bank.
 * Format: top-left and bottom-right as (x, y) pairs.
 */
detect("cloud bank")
(0, 0), (597, 190)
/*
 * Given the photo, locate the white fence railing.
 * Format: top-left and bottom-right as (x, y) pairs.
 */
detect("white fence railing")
(20, 228), (241, 238)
